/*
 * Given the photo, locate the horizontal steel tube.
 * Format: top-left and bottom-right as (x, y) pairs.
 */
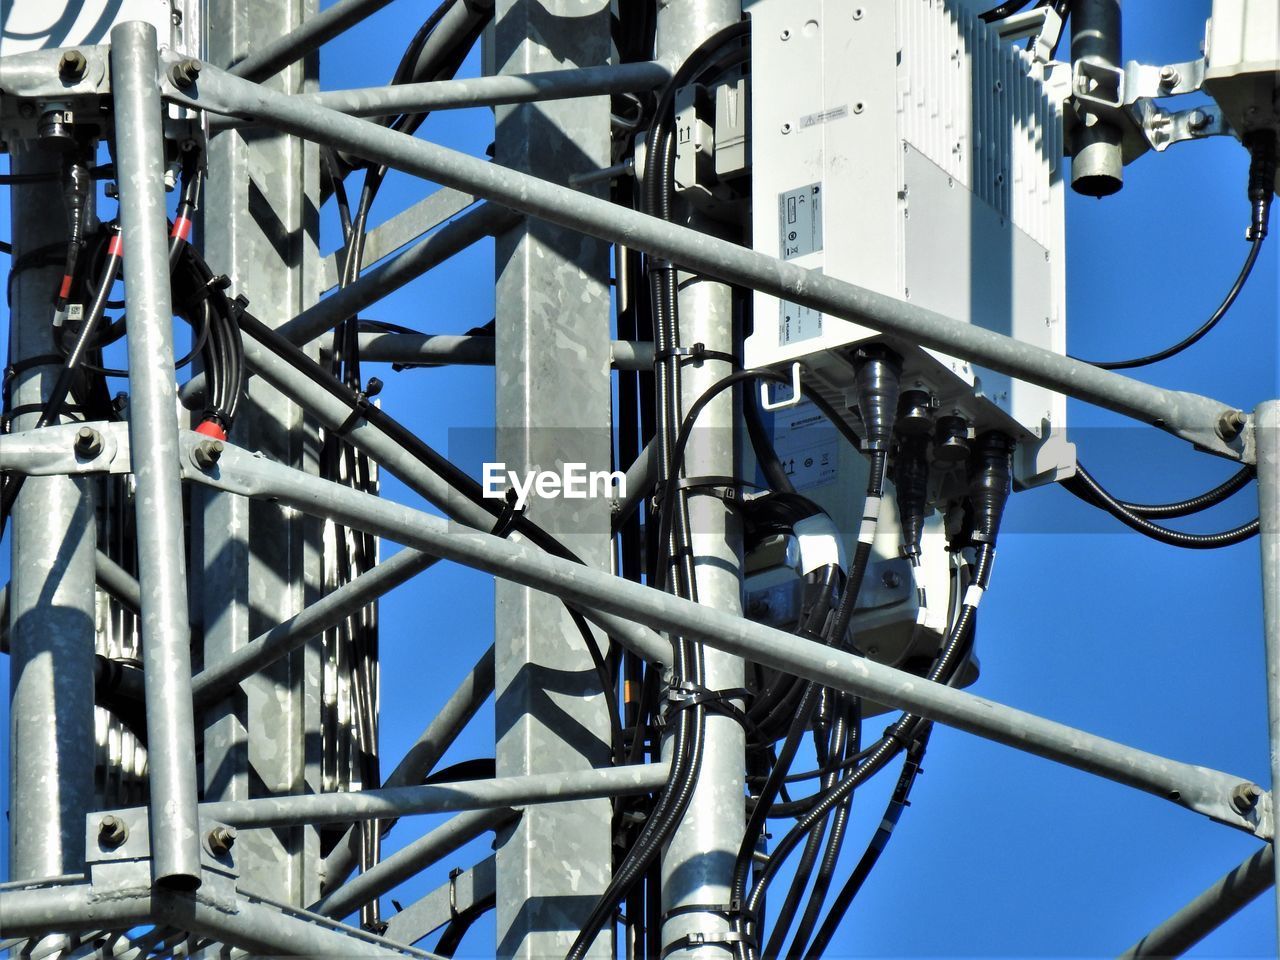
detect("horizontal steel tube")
(279, 202), (518, 346)
(357, 332), (655, 370)
(171, 63), (1244, 460)
(0, 883), (152, 937)
(191, 547), (439, 709)
(310, 808), (515, 920)
(219, 61), (671, 123)
(95, 550), (141, 611)
(1120, 845), (1274, 958)
(199, 762), (670, 827)
(186, 439), (1268, 837)
(227, 0), (397, 83)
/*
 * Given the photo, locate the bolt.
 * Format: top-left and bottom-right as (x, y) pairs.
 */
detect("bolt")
(780, 28), (791, 40)
(1187, 108), (1211, 132)
(58, 50), (88, 81)
(1216, 409), (1247, 441)
(207, 825), (237, 856)
(170, 58), (202, 89)
(1231, 782), (1264, 815)
(881, 570), (902, 589)
(1159, 65), (1179, 87)
(75, 426), (103, 458)
(98, 815), (128, 848)
(192, 439), (224, 470)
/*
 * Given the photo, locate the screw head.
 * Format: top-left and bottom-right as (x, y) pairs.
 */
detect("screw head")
(1159, 65), (1179, 86)
(1188, 108), (1211, 132)
(881, 570), (902, 589)
(207, 824), (237, 856)
(74, 426), (103, 459)
(98, 815), (128, 848)
(58, 50), (88, 81)
(193, 439), (224, 470)
(1231, 782), (1263, 814)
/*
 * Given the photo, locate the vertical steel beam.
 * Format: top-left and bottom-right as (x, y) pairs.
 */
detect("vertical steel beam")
(1255, 398), (1280, 942)
(6, 145), (97, 882)
(490, 2), (615, 956)
(200, 0), (325, 905)
(654, 2), (749, 957)
(110, 20), (202, 888)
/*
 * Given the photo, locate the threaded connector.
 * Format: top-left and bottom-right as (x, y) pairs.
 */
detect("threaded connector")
(852, 347), (902, 452)
(967, 431), (1015, 542)
(892, 435), (930, 560)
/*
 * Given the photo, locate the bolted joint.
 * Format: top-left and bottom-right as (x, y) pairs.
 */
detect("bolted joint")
(58, 49), (88, 81)
(98, 815), (129, 849)
(170, 58), (202, 89)
(192, 439), (224, 470)
(207, 824), (237, 856)
(1231, 781), (1264, 815)
(1216, 409), (1247, 442)
(74, 426), (104, 459)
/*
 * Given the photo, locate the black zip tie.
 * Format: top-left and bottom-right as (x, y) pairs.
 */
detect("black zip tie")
(652, 342), (738, 368)
(333, 377), (384, 437)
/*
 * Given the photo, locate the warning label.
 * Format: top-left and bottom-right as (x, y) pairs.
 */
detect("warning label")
(779, 183), (823, 260)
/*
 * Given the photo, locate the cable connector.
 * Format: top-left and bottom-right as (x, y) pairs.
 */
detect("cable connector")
(1244, 131), (1277, 242)
(892, 433), (930, 561)
(852, 346), (902, 453)
(967, 431), (1015, 544)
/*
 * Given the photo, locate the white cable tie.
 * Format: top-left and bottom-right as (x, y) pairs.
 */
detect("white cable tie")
(963, 585), (985, 609)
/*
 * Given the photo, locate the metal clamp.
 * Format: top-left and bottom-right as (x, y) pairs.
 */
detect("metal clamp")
(759, 362), (803, 412)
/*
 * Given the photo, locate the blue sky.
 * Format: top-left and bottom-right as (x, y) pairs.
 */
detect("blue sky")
(4, 0), (1279, 956)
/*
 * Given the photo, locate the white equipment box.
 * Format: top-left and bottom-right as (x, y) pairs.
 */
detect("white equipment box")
(745, 0), (1075, 489)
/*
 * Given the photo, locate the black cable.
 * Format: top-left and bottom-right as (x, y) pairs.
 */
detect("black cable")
(1070, 237), (1262, 370)
(979, 0), (1037, 23)
(1062, 463), (1259, 548)
(802, 726), (932, 959)
(1074, 460), (1254, 519)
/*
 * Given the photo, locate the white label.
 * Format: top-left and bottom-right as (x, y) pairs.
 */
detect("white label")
(780, 301), (823, 346)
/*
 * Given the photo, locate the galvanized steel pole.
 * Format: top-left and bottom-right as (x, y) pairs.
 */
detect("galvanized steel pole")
(111, 20), (204, 889)
(1255, 398), (1280, 942)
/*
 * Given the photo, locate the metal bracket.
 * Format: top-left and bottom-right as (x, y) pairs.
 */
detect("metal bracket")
(1123, 58), (1207, 103)
(1131, 100), (1232, 153)
(0, 421), (131, 476)
(0, 45), (111, 145)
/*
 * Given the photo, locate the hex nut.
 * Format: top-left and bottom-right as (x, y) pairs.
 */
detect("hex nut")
(74, 426), (103, 459)
(207, 824), (237, 856)
(59, 50), (88, 81)
(99, 815), (128, 848)
(1231, 782), (1263, 814)
(193, 439), (225, 470)
(170, 58), (202, 89)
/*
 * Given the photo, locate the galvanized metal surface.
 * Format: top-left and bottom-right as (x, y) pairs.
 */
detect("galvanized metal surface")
(490, 2), (615, 955)
(111, 21), (203, 889)
(166, 61), (1248, 462)
(181, 437), (1272, 840)
(5, 142), (97, 884)
(1256, 399), (1280, 942)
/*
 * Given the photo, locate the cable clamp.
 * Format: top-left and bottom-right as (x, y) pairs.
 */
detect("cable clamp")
(448, 866), (463, 920)
(334, 377), (384, 437)
(652, 342), (738, 368)
(489, 487), (526, 538)
(659, 930), (754, 958)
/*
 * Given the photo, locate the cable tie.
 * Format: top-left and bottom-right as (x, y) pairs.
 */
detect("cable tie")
(334, 379), (383, 437)
(171, 215), (193, 242)
(963, 585), (985, 609)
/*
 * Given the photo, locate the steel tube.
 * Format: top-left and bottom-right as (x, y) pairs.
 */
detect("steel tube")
(169, 64), (1244, 460)
(310, 808), (515, 920)
(1256, 399), (1280, 939)
(192, 547), (439, 709)
(112, 21), (203, 888)
(0, 884), (152, 937)
(153, 890), (431, 959)
(655, 3), (749, 955)
(356, 332), (655, 370)
(199, 763), (670, 827)
(226, 0), (397, 82)
(1119, 844), (1274, 958)
(1070, 0), (1124, 196)
(322, 643), (495, 891)
(5, 142), (97, 882)
(186, 440), (1267, 837)
(218, 61), (671, 123)
(279, 202), (518, 346)
(95, 550), (141, 611)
